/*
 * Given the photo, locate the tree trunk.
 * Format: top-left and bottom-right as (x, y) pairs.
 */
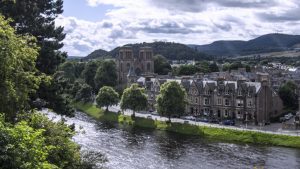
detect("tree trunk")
(106, 106), (108, 112)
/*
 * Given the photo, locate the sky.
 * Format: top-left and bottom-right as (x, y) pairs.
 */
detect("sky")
(56, 0), (300, 56)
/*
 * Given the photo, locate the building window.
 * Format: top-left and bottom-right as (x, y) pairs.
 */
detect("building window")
(195, 98), (198, 104)
(217, 98), (222, 105)
(247, 100), (252, 107)
(224, 110), (228, 117)
(225, 99), (230, 106)
(237, 99), (244, 107)
(127, 63), (130, 70)
(225, 89), (229, 95)
(204, 98), (209, 105)
(147, 63), (151, 71)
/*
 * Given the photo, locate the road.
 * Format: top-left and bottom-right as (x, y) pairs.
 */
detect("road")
(108, 105), (300, 137)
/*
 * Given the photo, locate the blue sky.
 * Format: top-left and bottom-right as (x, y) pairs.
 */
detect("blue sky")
(57, 0), (300, 56)
(63, 0), (113, 22)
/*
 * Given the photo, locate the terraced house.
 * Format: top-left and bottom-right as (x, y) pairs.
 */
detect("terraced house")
(141, 73), (283, 125)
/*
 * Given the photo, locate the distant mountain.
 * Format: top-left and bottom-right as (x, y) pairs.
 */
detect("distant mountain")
(190, 33), (300, 57)
(85, 49), (110, 60)
(84, 42), (209, 61)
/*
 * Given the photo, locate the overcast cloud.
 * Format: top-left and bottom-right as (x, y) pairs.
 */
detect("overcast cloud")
(57, 0), (300, 56)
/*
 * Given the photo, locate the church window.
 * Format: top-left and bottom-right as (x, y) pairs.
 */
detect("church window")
(147, 63), (151, 71)
(127, 63), (130, 70)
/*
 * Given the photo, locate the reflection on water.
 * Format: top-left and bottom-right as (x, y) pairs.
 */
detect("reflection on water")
(46, 110), (300, 169)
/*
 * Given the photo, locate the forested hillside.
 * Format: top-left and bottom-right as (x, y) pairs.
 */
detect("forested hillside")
(190, 33), (300, 57)
(85, 42), (210, 60)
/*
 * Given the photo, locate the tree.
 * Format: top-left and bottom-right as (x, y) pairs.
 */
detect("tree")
(0, 16), (45, 121)
(82, 61), (100, 91)
(156, 81), (187, 121)
(153, 55), (172, 75)
(94, 60), (117, 92)
(96, 86), (119, 111)
(75, 84), (94, 103)
(0, 0), (66, 75)
(120, 84), (147, 117)
(279, 81), (299, 111)
(209, 62), (219, 72)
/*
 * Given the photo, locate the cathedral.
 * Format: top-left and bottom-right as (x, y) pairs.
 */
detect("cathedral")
(116, 46), (154, 86)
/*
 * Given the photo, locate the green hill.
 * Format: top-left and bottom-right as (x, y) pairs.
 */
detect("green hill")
(84, 42), (210, 60)
(189, 33), (300, 57)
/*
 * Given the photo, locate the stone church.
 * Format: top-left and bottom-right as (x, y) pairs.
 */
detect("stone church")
(116, 46), (154, 85)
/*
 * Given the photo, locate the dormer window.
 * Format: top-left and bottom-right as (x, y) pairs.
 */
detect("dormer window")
(238, 89), (242, 96)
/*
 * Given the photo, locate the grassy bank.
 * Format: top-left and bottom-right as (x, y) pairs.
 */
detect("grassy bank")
(73, 102), (300, 148)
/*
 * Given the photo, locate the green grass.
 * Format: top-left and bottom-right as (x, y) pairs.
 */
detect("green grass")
(73, 102), (300, 148)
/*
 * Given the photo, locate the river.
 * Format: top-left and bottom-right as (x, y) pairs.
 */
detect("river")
(46, 110), (300, 169)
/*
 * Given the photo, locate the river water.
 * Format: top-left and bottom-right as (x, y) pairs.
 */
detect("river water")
(46, 110), (300, 169)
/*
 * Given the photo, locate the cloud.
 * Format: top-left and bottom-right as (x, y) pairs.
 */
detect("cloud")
(56, 0), (300, 56)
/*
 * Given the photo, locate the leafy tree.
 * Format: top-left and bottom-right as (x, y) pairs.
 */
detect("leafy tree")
(176, 64), (199, 75)
(94, 60), (117, 92)
(75, 84), (94, 103)
(153, 55), (172, 75)
(209, 62), (219, 72)
(279, 81), (299, 111)
(0, 16), (45, 121)
(82, 61), (100, 91)
(96, 86), (119, 111)
(120, 84), (147, 117)
(156, 81), (187, 121)
(0, 0), (66, 75)
(0, 116), (54, 169)
(58, 61), (76, 82)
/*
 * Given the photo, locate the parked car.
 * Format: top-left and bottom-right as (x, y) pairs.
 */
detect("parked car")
(222, 120), (235, 126)
(181, 116), (196, 121)
(280, 117), (286, 122)
(196, 117), (209, 123)
(284, 114), (293, 120)
(209, 119), (219, 124)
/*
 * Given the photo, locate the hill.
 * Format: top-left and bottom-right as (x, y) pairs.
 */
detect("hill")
(190, 33), (300, 57)
(84, 42), (210, 61)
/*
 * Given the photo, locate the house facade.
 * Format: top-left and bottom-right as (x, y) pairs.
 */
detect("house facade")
(142, 74), (283, 125)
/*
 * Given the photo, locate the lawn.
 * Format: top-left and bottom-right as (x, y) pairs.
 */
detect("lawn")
(73, 102), (300, 148)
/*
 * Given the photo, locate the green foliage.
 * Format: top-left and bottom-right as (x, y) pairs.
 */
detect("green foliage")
(120, 84), (148, 115)
(0, 0), (66, 75)
(94, 60), (117, 92)
(279, 81), (299, 111)
(153, 55), (172, 75)
(82, 61), (100, 91)
(175, 64), (199, 75)
(75, 83), (94, 103)
(0, 16), (45, 121)
(0, 119), (54, 169)
(96, 86), (119, 111)
(156, 81), (187, 120)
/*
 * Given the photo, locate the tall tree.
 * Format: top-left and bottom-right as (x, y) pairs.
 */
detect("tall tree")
(82, 61), (100, 92)
(153, 55), (172, 75)
(0, 16), (44, 121)
(0, 0), (66, 74)
(94, 60), (117, 92)
(96, 86), (119, 111)
(120, 84), (147, 117)
(279, 81), (299, 111)
(156, 81), (187, 121)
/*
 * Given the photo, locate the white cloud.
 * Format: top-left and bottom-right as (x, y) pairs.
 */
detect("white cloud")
(57, 0), (300, 56)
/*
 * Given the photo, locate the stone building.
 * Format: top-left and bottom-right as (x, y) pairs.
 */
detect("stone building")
(141, 74), (283, 125)
(116, 46), (154, 86)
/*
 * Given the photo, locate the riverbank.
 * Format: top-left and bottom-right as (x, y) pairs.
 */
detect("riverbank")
(73, 102), (300, 148)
